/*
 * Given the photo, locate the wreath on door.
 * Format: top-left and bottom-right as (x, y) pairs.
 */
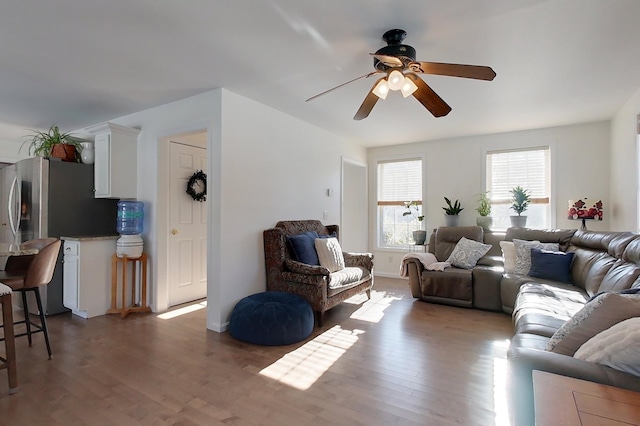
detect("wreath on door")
(186, 170), (207, 202)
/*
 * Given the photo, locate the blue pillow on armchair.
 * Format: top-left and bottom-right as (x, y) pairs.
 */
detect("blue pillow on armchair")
(528, 248), (575, 284)
(286, 231), (320, 265)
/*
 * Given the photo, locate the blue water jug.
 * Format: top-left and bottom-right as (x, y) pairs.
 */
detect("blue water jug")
(117, 200), (144, 235)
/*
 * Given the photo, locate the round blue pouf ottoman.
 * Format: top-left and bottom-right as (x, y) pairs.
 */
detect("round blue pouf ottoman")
(229, 291), (314, 346)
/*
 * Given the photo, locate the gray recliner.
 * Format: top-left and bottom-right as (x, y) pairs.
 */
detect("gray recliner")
(409, 226), (484, 308)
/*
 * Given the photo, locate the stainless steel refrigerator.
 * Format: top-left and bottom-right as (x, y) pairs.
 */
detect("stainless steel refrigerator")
(0, 157), (119, 314)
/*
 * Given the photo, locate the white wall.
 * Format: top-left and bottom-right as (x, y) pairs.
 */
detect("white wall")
(610, 87), (640, 232)
(0, 122), (33, 163)
(368, 121), (612, 277)
(215, 90), (366, 330)
(75, 89), (366, 332)
(74, 90), (222, 325)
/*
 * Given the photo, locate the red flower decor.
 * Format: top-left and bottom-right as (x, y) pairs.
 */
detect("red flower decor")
(568, 198), (603, 221)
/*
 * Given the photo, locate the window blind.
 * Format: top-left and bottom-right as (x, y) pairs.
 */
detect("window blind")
(377, 158), (422, 205)
(486, 147), (550, 204)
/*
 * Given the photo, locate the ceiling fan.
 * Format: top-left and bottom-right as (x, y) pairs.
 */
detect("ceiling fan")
(306, 29), (496, 120)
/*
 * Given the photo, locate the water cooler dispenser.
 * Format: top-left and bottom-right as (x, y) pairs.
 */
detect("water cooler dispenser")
(116, 200), (144, 257)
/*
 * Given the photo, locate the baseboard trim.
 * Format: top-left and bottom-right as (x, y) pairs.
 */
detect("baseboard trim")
(375, 272), (407, 280)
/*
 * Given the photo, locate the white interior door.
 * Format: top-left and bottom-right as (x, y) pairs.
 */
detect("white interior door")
(341, 159), (368, 252)
(169, 141), (207, 306)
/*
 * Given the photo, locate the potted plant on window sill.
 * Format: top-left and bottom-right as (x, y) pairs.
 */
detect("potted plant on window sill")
(403, 201), (426, 245)
(443, 197), (463, 227)
(22, 125), (80, 162)
(510, 186), (530, 227)
(475, 192), (492, 231)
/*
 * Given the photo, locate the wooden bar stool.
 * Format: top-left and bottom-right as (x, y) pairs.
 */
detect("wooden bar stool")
(0, 283), (17, 393)
(108, 253), (151, 318)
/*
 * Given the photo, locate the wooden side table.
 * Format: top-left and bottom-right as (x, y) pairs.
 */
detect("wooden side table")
(533, 370), (640, 425)
(108, 253), (151, 318)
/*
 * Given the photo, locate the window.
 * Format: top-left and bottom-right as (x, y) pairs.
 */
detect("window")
(486, 147), (550, 230)
(377, 158), (423, 248)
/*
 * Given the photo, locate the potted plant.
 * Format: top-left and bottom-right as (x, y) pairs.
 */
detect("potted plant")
(442, 197), (463, 227)
(22, 125), (80, 162)
(510, 186), (530, 227)
(475, 192), (492, 231)
(403, 201), (426, 244)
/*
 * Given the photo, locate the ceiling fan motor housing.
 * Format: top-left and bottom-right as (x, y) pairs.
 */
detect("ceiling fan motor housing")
(373, 29), (416, 71)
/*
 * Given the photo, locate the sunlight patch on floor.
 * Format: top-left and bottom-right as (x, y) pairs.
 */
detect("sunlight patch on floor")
(157, 301), (207, 320)
(259, 325), (363, 390)
(492, 339), (511, 426)
(345, 290), (402, 323)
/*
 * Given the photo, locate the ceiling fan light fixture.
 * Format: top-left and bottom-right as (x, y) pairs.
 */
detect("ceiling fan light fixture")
(400, 77), (418, 98)
(372, 79), (389, 99)
(387, 70), (405, 91)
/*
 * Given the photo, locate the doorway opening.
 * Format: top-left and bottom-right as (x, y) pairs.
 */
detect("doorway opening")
(158, 129), (208, 310)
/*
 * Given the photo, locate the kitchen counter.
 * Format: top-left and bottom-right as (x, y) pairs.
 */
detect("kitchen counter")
(61, 235), (119, 242)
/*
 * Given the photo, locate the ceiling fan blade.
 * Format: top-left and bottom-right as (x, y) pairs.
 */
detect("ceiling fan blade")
(306, 71), (382, 102)
(353, 77), (385, 120)
(369, 53), (403, 67)
(406, 74), (451, 117)
(409, 62), (496, 81)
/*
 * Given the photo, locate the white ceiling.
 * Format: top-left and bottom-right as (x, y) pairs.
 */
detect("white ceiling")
(1, 0), (640, 147)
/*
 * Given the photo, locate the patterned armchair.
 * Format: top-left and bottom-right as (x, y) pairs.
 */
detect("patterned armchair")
(264, 220), (374, 326)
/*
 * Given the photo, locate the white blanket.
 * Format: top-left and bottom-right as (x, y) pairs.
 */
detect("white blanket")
(399, 252), (451, 277)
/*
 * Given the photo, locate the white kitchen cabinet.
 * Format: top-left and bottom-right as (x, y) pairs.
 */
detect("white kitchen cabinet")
(85, 122), (140, 198)
(62, 236), (118, 318)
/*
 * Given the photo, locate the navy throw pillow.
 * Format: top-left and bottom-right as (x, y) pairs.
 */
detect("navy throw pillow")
(528, 248), (575, 284)
(588, 287), (640, 302)
(286, 231), (320, 265)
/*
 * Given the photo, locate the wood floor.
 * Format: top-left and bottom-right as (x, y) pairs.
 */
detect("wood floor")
(0, 277), (514, 425)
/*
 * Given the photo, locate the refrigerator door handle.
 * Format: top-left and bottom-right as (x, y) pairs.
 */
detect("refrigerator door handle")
(8, 175), (19, 242)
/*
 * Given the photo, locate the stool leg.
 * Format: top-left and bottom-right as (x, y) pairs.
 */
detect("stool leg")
(130, 260), (136, 306)
(121, 256), (128, 318)
(32, 289), (52, 360)
(110, 254), (117, 311)
(20, 291), (33, 347)
(140, 254), (148, 308)
(1, 293), (18, 393)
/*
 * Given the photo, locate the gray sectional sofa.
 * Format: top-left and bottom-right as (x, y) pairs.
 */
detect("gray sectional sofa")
(404, 226), (640, 426)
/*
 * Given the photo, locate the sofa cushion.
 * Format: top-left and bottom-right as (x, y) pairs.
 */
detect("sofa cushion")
(568, 249), (616, 295)
(546, 293), (640, 356)
(315, 237), (345, 273)
(513, 283), (589, 337)
(513, 239), (559, 275)
(446, 237), (491, 269)
(528, 248), (575, 284)
(421, 267), (473, 304)
(574, 317), (640, 377)
(597, 259), (640, 293)
(328, 266), (368, 292)
(286, 231), (320, 265)
(506, 227), (576, 251)
(434, 226), (484, 261)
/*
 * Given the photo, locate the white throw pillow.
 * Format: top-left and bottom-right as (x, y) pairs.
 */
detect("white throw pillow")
(574, 317), (640, 377)
(547, 293), (640, 356)
(314, 237), (345, 273)
(513, 239), (559, 275)
(446, 237), (492, 270)
(499, 241), (516, 273)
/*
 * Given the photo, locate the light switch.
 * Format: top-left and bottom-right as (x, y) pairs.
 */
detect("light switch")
(323, 211), (328, 220)
(327, 188), (333, 197)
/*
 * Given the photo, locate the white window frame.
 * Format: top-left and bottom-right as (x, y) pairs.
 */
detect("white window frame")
(483, 146), (554, 230)
(374, 154), (425, 250)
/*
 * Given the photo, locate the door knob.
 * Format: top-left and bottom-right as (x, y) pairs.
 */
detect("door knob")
(171, 229), (179, 235)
